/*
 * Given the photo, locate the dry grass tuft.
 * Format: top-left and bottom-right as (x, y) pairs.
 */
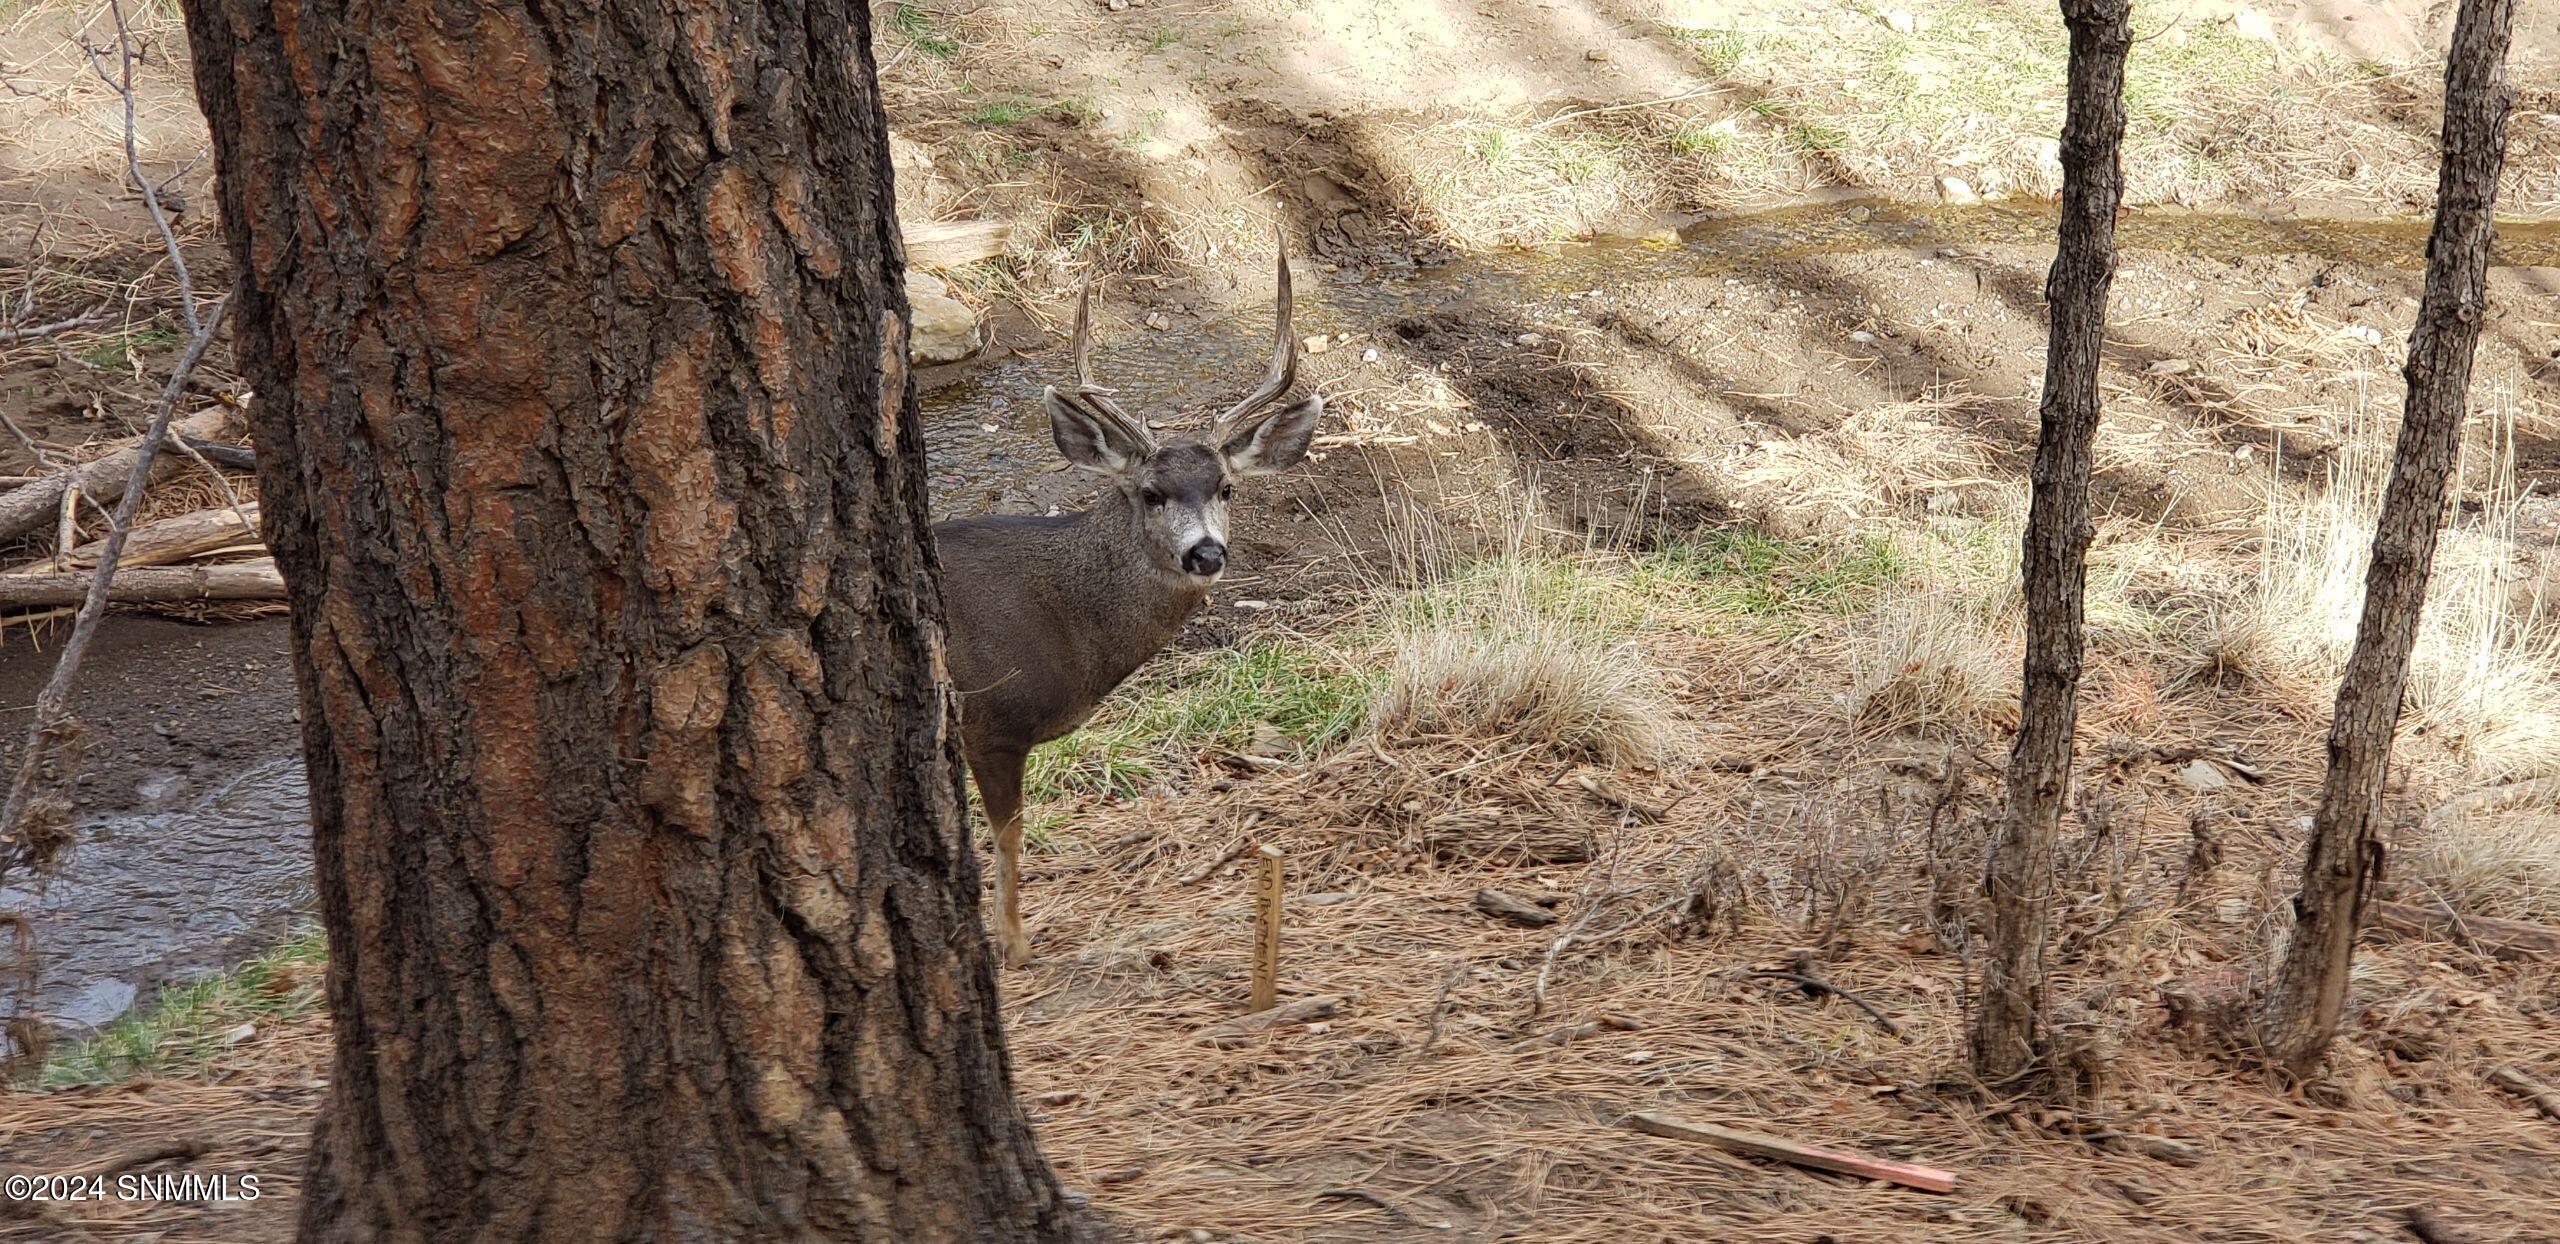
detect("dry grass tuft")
(2233, 396), (2560, 780)
(1369, 592), (1682, 771)
(2414, 807), (2560, 924)
(1725, 387), (2002, 536)
(1846, 584), (2016, 736)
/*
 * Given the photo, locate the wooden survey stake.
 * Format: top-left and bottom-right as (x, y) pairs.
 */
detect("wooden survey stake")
(1627, 1112), (1957, 1193)
(1251, 844), (1285, 1012)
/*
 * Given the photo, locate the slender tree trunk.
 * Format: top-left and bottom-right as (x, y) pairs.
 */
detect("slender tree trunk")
(2260, 0), (2519, 1079)
(179, 1), (1098, 1238)
(1971, 0), (2131, 1086)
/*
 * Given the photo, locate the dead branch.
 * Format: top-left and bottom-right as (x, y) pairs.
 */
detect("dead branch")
(1743, 969), (1903, 1037)
(0, 407), (228, 544)
(9, 503), (262, 575)
(0, 555), (276, 612)
(82, 0), (199, 337)
(0, 305), (112, 343)
(0, 9), (235, 853)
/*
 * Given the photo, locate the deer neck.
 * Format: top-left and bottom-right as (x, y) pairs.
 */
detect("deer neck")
(1066, 490), (1212, 656)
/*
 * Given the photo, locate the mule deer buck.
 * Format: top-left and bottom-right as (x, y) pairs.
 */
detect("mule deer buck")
(936, 248), (1322, 967)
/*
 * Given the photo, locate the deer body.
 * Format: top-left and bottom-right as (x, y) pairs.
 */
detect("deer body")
(936, 249), (1321, 966)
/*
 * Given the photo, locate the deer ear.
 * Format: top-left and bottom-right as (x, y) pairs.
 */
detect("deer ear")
(1220, 394), (1322, 477)
(1044, 387), (1145, 475)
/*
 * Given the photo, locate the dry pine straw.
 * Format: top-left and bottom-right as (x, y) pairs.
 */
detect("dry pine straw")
(7, 590), (2560, 1243)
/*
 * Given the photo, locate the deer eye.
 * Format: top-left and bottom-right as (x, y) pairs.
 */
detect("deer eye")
(1141, 488), (1166, 508)
(1219, 484), (1234, 501)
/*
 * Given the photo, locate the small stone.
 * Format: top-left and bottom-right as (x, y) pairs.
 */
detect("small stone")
(2231, 8), (2277, 47)
(1105, 0), (1126, 10)
(1584, 47), (1610, 61)
(1848, 330), (1876, 345)
(1516, 332), (1544, 346)
(1933, 174), (1980, 206)
(908, 275), (982, 364)
(1360, 347), (1379, 363)
(2177, 759), (2231, 792)
(2146, 358), (2193, 375)
(219, 1022), (257, 1046)
(1884, 8), (1916, 34)
(1301, 335), (1330, 354)
(1144, 311), (1172, 330)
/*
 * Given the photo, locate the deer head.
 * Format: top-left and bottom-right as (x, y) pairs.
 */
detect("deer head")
(1040, 246), (1323, 583)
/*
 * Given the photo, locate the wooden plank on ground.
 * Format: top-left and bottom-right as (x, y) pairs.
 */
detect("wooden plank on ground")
(1626, 1112), (1957, 1193)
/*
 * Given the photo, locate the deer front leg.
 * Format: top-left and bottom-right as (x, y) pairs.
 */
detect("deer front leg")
(973, 746), (1033, 968)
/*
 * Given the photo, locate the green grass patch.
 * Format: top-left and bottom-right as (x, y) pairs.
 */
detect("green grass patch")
(967, 98), (1050, 127)
(1666, 26), (1750, 78)
(73, 327), (181, 372)
(1025, 639), (1377, 805)
(1625, 531), (1909, 619)
(890, 4), (960, 58)
(41, 927), (327, 1087)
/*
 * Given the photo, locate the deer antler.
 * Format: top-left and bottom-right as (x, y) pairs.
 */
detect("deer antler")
(1210, 235), (1299, 442)
(1057, 279), (1157, 453)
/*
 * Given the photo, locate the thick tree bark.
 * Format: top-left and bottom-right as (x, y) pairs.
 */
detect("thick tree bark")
(1971, 0), (2131, 1086)
(2260, 0), (2519, 1078)
(179, 1), (1096, 1238)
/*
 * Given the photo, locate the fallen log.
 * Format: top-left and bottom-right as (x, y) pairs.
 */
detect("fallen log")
(905, 218), (1010, 270)
(2367, 900), (2560, 961)
(0, 559), (283, 610)
(1626, 1111), (1958, 1193)
(0, 408), (228, 544)
(10, 503), (260, 575)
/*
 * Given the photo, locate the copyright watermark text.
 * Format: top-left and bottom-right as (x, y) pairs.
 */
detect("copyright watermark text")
(5, 1172), (263, 1202)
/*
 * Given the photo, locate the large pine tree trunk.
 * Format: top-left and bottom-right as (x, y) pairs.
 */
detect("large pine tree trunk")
(179, 1), (1097, 1237)
(1971, 0), (2132, 1086)
(2260, 0), (2519, 1079)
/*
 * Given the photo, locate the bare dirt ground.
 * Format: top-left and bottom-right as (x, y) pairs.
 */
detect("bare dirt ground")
(6, 0), (2560, 1241)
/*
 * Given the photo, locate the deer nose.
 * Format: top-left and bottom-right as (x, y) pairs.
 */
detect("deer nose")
(1182, 541), (1226, 577)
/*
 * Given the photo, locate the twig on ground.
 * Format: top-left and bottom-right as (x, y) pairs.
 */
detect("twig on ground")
(0, 305), (112, 343)
(1176, 826), (1256, 886)
(1416, 959), (1471, 1056)
(1506, 1013), (1642, 1052)
(1742, 969), (1903, 1037)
